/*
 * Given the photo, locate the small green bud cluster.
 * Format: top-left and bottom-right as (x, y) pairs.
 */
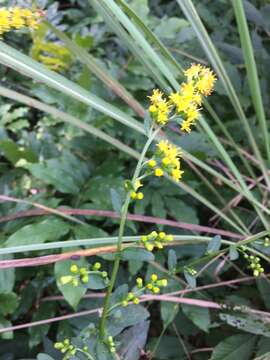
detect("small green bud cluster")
(121, 274), (168, 307)
(264, 237), (270, 247)
(184, 267), (197, 276)
(244, 254), (264, 277)
(146, 273), (168, 294)
(60, 262), (108, 287)
(122, 291), (140, 306)
(107, 335), (116, 354)
(54, 339), (77, 359)
(140, 231), (174, 251)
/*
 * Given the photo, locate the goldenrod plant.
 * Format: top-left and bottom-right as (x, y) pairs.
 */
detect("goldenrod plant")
(0, 1), (270, 359)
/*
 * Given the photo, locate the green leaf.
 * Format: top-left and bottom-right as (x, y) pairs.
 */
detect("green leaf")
(0, 316), (13, 340)
(118, 321), (150, 360)
(86, 274), (109, 290)
(37, 354), (55, 360)
(55, 258), (87, 309)
(229, 245), (239, 260)
(122, 248), (154, 262)
(166, 198), (198, 224)
(0, 292), (19, 316)
(161, 302), (179, 327)
(0, 139), (37, 164)
(107, 304), (149, 336)
(5, 218), (70, 247)
(219, 312), (270, 337)
(110, 188), (122, 214)
(0, 255), (15, 293)
(168, 249), (177, 273)
(257, 277), (270, 310)
(27, 151), (90, 194)
(183, 270), (196, 289)
(207, 235), (222, 254)
(182, 304), (210, 332)
(210, 334), (256, 360)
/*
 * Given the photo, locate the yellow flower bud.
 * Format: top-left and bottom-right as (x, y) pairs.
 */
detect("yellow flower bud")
(151, 274), (158, 282)
(133, 297), (140, 305)
(70, 264), (78, 273)
(93, 262), (101, 270)
(141, 235), (148, 242)
(146, 283), (153, 290)
(81, 275), (89, 284)
(137, 192), (144, 200)
(149, 105), (157, 113)
(72, 279), (79, 287)
(148, 159), (157, 168)
(130, 191), (137, 199)
(159, 232), (166, 239)
(145, 243), (154, 252)
(165, 234), (174, 242)
(79, 267), (87, 275)
(153, 286), (160, 294)
(136, 277), (143, 288)
(155, 168), (164, 177)
(122, 300), (128, 307)
(162, 157), (170, 166)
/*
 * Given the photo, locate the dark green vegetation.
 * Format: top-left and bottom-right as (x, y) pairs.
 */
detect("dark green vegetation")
(1, 0), (270, 359)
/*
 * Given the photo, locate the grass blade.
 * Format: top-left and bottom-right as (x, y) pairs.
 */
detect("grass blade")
(45, 21), (145, 118)
(0, 41), (144, 135)
(232, 0), (270, 161)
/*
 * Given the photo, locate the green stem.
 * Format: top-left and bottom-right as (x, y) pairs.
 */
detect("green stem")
(99, 127), (160, 340)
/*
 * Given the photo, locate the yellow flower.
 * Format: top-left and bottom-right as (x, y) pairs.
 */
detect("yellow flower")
(155, 168), (164, 177)
(171, 168), (184, 181)
(181, 119), (193, 133)
(148, 89), (170, 125)
(0, 7), (42, 36)
(184, 63), (203, 79)
(195, 68), (216, 96)
(137, 192), (144, 200)
(148, 159), (156, 168)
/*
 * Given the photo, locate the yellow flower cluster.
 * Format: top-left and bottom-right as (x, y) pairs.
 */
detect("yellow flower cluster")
(140, 231), (174, 251)
(148, 89), (170, 125)
(148, 140), (184, 182)
(0, 7), (43, 36)
(170, 64), (216, 132)
(129, 179), (144, 201)
(122, 274), (168, 307)
(60, 262), (108, 287)
(147, 64), (216, 132)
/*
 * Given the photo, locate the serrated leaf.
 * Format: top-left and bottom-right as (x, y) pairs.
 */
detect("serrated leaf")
(207, 235), (221, 254)
(210, 334), (256, 360)
(229, 245), (239, 260)
(110, 188), (122, 214)
(5, 218), (69, 247)
(122, 247), (154, 262)
(55, 258), (87, 309)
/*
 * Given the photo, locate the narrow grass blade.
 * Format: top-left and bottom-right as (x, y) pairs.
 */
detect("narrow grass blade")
(45, 21), (145, 118)
(232, 0), (270, 161)
(91, 0), (170, 91)
(176, 0), (270, 189)
(0, 41), (144, 135)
